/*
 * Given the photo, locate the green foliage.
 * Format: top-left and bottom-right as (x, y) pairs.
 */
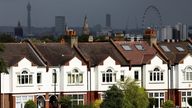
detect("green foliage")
(101, 85), (123, 108)
(119, 77), (149, 108)
(148, 98), (156, 108)
(24, 100), (36, 108)
(0, 44), (8, 74)
(163, 100), (174, 108)
(59, 96), (72, 108)
(188, 97), (192, 106)
(0, 33), (16, 43)
(93, 99), (102, 108)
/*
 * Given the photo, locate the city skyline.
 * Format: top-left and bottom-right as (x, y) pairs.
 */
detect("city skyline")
(0, 0), (191, 29)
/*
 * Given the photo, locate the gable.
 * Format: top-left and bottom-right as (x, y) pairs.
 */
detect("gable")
(150, 55), (165, 65)
(183, 54), (192, 64)
(17, 57), (33, 68)
(68, 56), (85, 66)
(103, 56), (117, 66)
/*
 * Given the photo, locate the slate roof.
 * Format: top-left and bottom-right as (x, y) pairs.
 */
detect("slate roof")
(0, 43), (45, 66)
(34, 43), (87, 66)
(157, 41), (192, 64)
(78, 42), (129, 67)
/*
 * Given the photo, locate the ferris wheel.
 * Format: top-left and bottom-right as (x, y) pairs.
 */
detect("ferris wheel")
(142, 5), (163, 30)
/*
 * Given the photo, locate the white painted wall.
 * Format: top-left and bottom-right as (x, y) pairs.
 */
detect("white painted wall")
(63, 57), (88, 92)
(144, 55), (168, 90)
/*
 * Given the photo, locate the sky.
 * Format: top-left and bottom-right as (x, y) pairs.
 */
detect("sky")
(0, 0), (191, 29)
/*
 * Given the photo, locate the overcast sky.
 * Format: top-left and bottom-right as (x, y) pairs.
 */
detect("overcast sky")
(0, 0), (191, 29)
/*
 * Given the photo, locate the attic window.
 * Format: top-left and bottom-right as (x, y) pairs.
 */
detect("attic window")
(160, 45), (170, 52)
(122, 45), (132, 51)
(135, 44), (144, 51)
(176, 46), (185, 52)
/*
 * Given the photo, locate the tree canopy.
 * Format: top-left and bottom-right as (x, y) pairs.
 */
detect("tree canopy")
(24, 100), (36, 108)
(101, 85), (124, 108)
(119, 77), (149, 108)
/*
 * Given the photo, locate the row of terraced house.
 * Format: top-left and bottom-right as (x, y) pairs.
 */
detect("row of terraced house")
(1, 29), (192, 108)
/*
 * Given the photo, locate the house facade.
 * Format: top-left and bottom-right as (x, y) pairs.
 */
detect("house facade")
(1, 35), (192, 108)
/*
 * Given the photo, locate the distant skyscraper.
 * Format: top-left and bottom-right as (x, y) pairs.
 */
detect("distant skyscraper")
(55, 16), (66, 35)
(27, 2), (31, 35)
(161, 25), (173, 40)
(175, 22), (188, 41)
(82, 15), (90, 35)
(106, 14), (111, 28)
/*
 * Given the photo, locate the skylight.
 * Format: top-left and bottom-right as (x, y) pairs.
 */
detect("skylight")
(135, 44), (144, 51)
(122, 45), (132, 51)
(176, 46), (185, 52)
(160, 45), (170, 52)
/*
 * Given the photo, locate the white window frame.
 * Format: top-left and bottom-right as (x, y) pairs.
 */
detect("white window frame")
(102, 68), (117, 83)
(68, 94), (84, 106)
(181, 91), (192, 108)
(182, 66), (192, 82)
(67, 68), (83, 85)
(37, 72), (42, 84)
(17, 70), (33, 85)
(16, 95), (33, 108)
(148, 92), (165, 108)
(149, 67), (164, 83)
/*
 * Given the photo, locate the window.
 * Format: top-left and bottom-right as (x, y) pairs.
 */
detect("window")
(149, 67), (164, 82)
(176, 46), (185, 52)
(37, 73), (42, 84)
(134, 71), (139, 80)
(135, 44), (144, 50)
(160, 45), (170, 52)
(68, 94), (84, 107)
(52, 72), (57, 83)
(17, 71), (33, 84)
(122, 45), (132, 51)
(68, 69), (83, 84)
(181, 91), (192, 107)
(102, 68), (116, 83)
(148, 92), (164, 108)
(16, 96), (33, 108)
(120, 71), (125, 82)
(183, 66), (192, 81)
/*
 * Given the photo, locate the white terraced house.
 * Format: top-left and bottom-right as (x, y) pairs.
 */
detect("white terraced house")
(1, 28), (192, 108)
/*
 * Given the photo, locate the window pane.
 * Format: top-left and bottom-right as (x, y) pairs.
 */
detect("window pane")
(161, 72), (163, 81)
(182, 92), (186, 96)
(154, 93), (159, 97)
(72, 74), (75, 83)
(29, 75), (32, 84)
(76, 74), (79, 83)
(37, 73), (41, 84)
(149, 93), (153, 97)
(79, 74), (83, 83)
(79, 95), (83, 99)
(102, 74), (105, 82)
(154, 73), (156, 81)
(157, 73), (160, 81)
(25, 75), (28, 84)
(109, 74), (112, 82)
(120, 75), (124, 82)
(73, 95), (77, 99)
(187, 92), (191, 96)
(22, 75), (25, 84)
(68, 74), (71, 83)
(106, 74), (110, 82)
(150, 72), (152, 81)
(134, 71), (139, 80)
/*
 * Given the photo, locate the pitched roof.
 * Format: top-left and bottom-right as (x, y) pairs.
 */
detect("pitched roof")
(34, 43), (87, 66)
(157, 41), (192, 64)
(78, 42), (128, 66)
(0, 43), (45, 66)
(113, 41), (156, 65)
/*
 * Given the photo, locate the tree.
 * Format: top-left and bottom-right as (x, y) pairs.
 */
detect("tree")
(0, 43), (8, 108)
(162, 100), (174, 108)
(148, 98), (156, 108)
(58, 96), (72, 108)
(119, 77), (149, 108)
(24, 100), (36, 108)
(188, 97), (192, 107)
(100, 85), (123, 108)
(93, 99), (102, 108)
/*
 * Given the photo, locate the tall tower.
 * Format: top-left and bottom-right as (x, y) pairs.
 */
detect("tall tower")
(55, 16), (66, 36)
(106, 14), (111, 28)
(27, 2), (31, 35)
(82, 15), (90, 35)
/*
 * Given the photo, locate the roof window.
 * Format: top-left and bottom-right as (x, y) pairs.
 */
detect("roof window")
(160, 45), (170, 52)
(122, 45), (132, 51)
